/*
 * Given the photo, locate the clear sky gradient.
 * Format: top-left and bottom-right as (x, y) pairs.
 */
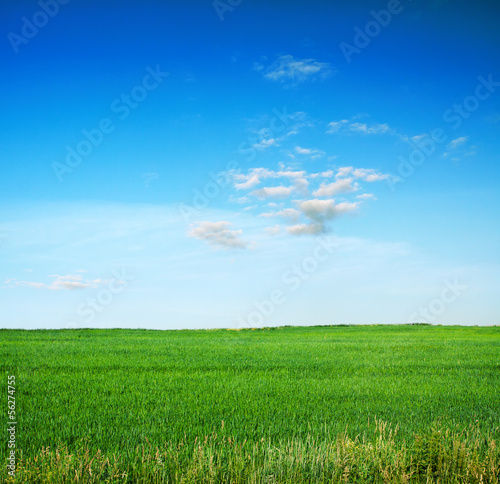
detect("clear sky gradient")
(1, 0), (499, 329)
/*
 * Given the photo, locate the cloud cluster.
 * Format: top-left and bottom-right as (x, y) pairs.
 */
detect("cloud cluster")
(184, 103), (478, 254)
(230, 165), (389, 235)
(188, 221), (248, 249)
(187, 110), (403, 248)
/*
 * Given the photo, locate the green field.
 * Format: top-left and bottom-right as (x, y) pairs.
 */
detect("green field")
(1, 325), (499, 483)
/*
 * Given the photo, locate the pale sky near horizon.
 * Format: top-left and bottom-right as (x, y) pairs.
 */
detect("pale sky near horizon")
(1, 0), (499, 329)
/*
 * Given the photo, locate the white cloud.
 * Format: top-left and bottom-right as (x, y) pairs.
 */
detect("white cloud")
(350, 122), (390, 134)
(252, 186), (294, 200)
(188, 221), (248, 249)
(227, 164), (385, 237)
(235, 174), (261, 190)
(326, 119), (349, 133)
(5, 274), (99, 291)
(352, 168), (390, 182)
(256, 55), (334, 84)
(335, 201), (359, 213)
(447, 136), (468, 151)
(336, 166), (353, 178)
(410, 134), (427, 144)
(294, 146), (325, 158)
(294, 146), (312, 155)
(310, 169), (336, 179)
(233, 167), (307, 190)
(236, 167), (377, 193)
(327, 119), (392, 135)
(356, 193), (376, 200)
(233, 168), (274, 190)
(313, 178), (358, 197)
(252, 138), (276, 150)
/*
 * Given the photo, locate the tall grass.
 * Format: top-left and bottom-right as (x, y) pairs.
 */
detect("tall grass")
(3, 420), (499, 483)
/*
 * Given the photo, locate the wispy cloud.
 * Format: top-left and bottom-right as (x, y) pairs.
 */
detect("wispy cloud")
(142, 172), (159, 188)
(242, 111), (314, 156)
(188, 221), (248, 249)
(252, 137), (277, 150)
(443, 136), (475, 160)
(255, 55), (334, 85)
(331, 166), (390, 182)
(327, 119), (392, 135)
(294, 145), (325, 159)
(5, 274), (103, 290)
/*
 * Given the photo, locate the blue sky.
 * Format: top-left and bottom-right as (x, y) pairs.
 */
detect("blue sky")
(1, 0), (499, 329)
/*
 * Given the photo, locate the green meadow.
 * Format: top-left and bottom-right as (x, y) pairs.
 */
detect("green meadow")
(1, 325), (499, 483)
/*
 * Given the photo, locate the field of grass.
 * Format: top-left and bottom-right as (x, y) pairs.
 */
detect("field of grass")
(1, 324), (499, 483)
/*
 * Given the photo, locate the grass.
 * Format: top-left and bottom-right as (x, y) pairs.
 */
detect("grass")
(1, 324), (499, 482)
